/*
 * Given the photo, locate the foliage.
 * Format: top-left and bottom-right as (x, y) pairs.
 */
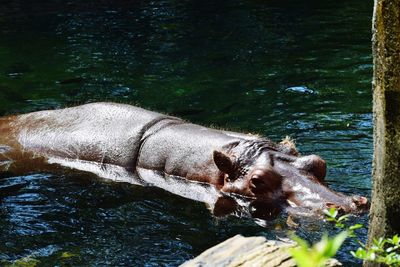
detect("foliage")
(1, 257), (40, 267)
(323, 208), (363, 237)
(1, 251), (80, 267)
(351, 235), (400, 266)
(289, 208), (400, 267)
(289, 231), (347, 267)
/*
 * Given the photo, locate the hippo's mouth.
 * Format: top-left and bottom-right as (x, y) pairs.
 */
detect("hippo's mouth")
(283, 194), (369, 217)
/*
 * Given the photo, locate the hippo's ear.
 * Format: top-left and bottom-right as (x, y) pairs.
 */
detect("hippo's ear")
(279, 136), (299, 156)
(213, 150), (234, 174)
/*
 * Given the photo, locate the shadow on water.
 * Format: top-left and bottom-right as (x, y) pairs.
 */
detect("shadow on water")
(0, 0), (373, 266)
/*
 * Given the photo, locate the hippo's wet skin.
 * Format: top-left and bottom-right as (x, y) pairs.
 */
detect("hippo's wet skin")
(0, 102), (368, 217)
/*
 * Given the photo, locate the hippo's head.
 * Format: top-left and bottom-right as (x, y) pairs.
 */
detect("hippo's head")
(212, 138), (369, 215)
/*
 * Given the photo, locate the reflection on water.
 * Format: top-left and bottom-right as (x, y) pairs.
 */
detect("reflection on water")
(0, 0), (372, 266)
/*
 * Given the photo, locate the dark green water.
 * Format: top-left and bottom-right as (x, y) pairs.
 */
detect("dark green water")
(0, 0), (373, 266)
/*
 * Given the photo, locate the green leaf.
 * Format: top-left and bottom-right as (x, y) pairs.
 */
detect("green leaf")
(367, 251), (376, 261)
(386, 246), (394, 253)
(314, 231), (348, 258)
(5, 257), (40, 267)
(335, 222), (345, 228)
(329, 231), (348, 257)
(314, 234), (329, 255)
(337, 214), (350, 222)
(60, 252), (78, 259)
(373, 237), (385, 247)
(291, 235), (310, 249)
(349, 224), (363, 231)
(352, 247), (367, 259)
(392, 235), (400, 245)
(323, 208), (338, 219)
(289, 247), (318, 267)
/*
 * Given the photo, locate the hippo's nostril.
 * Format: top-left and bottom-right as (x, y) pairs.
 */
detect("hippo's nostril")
(360, 196), (368, 205)
(352, 195), (369, 210)
(249, 177), (270, 195)
(251, 178), (266, 189)
(354, 196), (368, 204)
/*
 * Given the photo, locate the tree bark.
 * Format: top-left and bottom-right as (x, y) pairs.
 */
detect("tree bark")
(366, 0), (400, 266)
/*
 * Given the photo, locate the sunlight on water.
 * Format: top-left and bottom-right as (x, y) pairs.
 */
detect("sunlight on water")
(0, 0), (372, 265)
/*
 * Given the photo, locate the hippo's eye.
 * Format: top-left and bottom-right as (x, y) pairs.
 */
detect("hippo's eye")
(224, 173), (239, 182)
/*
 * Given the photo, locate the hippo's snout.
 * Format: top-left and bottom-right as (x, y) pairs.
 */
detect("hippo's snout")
(326, 195), (369, 214)
(351, 195), (369, 212)
(214, 143), (368, 216)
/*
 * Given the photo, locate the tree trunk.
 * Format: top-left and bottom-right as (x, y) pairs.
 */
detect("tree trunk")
(366, 0), (400, 266)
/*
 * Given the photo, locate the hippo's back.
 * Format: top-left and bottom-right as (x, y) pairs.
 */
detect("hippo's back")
(13, 102), (175, 168)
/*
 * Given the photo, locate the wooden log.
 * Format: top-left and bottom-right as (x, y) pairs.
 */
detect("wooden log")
(181, 235), (342, 267)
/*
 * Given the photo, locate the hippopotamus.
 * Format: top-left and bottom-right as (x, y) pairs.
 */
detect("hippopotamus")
(0, 102), (368, 218)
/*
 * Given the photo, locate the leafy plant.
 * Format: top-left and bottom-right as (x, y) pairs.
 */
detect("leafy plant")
(289, 208), (400, 267)
(2, 257), (40, 267)
(351, 235), (400, 266)
(1, 250), (80, 267)
(289, 231), (347, 267)
(323, 208), (363, 238)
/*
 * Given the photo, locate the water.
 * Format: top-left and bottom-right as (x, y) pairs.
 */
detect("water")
(0, 0), (373, 265)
